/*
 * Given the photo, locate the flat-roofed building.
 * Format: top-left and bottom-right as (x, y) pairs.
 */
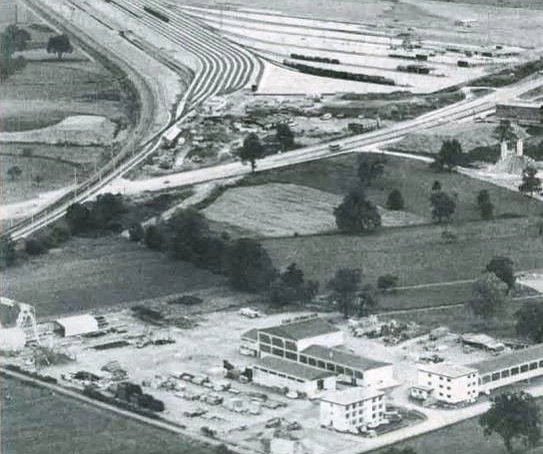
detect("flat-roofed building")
(257, 315), (344, 360)
(416, 362), (479, 404)
(252, 355), (336, 398)
(300, 345), (395, 389)
(470, 344), (543, 393)
(54, 314), (99, 337)
(320, 387), (385, 433)
(240, 328), (259, 357)
(496, 102), (543, 125)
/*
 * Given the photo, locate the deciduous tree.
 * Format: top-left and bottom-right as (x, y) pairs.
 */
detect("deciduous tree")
(430, 191), (456, 223)
(480, 391), (541, 453)
(518, 165), (542, 196)
(334, 187), (381, 234)
(47, 34), (73, 59)
(469, 272), (508, 319)
(328, 268), (361, 318)
(276, 123), (295, 151)
(239, 132), (264, 172)
(476, 189), (494, 220)
(486, 256), (515, 292)
(431, 139), (464, 171)
(270, 262), (318, 305)
(357, 154), (386, 187)
(515, 302), (543, 343)
(377, 274), (399, 293)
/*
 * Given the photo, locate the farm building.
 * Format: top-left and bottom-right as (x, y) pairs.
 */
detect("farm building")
(252, 355), (336, 398)
(496, 102), (543, 125)
(470, 343), (543, 393)
(256, 314), (344, 359)
(320, 387), (386, 433)
(414, 363), (479, 404)
(299, 345), (396, 389)
(54, 314), (99, 337)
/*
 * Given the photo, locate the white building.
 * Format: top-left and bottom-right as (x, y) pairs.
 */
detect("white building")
(252, 355), (336, 398)
(470, 344), (543, 393)
(320, 387), (386, 433)
(300, 345), (395, 389)
(416, 362), (479, 404)
(256, 315), (344, 360)
(54, 314), (99, 337)
(240, 328), (259, 356)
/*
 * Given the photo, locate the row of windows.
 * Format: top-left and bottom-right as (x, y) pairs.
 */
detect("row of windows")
(254, 367), (304, 383)
(299, 355), (364, 379)
(481, 360), (543, 384)
(259, 334), (297, 351)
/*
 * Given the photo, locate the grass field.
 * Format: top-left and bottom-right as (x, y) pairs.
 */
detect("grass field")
(244, 154), (543, 222)
(1, 236), (226, 318)
(374, 396), (543, 454)
(0, 376), (216, 454)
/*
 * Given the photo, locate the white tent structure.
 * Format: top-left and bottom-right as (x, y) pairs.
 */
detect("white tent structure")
(55, 314), (99, 337)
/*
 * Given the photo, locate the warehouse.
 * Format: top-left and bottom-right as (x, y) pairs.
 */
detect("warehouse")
(252, 355), (336, 398)
(470, 343), (543, 393)
(54, 314), (99, 337)
(414, 362), (479, 404)
(320, 387), (386, 433)
(496, 102), (543, 125)
(300, 345), (395, 389)
(256, 314), (344, 359)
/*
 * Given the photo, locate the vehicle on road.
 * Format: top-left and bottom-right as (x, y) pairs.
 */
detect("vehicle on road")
(329, 143), (342, 152)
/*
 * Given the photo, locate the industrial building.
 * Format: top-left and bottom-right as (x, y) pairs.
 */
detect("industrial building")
(252, 355), (336, 398)
(413, 362), (479, 404)
(54, 314), (99, 337)
(496, 102), (543, 125)
(470, 344), (543, 393)
(299, 345), (395, 389)
(320, 387), (386, 433)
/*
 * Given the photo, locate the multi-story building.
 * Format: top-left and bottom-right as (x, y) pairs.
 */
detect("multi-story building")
(470, 344), (543, 393)
(320, 387), (386, 433)
(252, 355), (336, 398)
(299, 345), (395, 389)
(415, 363), (479, 404)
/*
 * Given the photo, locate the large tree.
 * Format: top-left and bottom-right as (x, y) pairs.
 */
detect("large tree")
(430, 191), (456, 223)
(357, 154), (386, 187)
(432, 139), (464, 171)
(328, 268), (361, 318)
(334, 187), (381, 234)
(486, 256), (515, 292)
(476, 189), (494, 220)
(239, 132), (264, 172)
(165, 208), (210, 263)
(65, 202), (91, 235)
(269, 262), (318, 305)
(515, 302), (543, 343)
(46, 34), (73, 60)
(276, 123), (295, 151)
(468, 272), (508, 319)
(494, 119), (516, 143)
(518, 165), (542, 196)
(224, 238), (277, 292)
(480, 391), (541, 453)
(0, 236), (16, 268)
(356, 284), (378, 317)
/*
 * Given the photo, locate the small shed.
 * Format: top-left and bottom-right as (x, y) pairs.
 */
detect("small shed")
(55, 314), (99, 337)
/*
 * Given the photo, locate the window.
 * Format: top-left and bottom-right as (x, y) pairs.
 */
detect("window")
(285, 341), (297, 351)
(260, 334), (271, 344)
(272, 337), (284, 347)
(344, 368), (353, 376)
(337, 366), (345, 375)
(530, 362), (538, 370)
(492, 373), (500, 381)
(428, 381), (432, 386)
(539, 360), (543, 368)
(439, 376), (444, 380)
(447, 378), (451, 382)
(317, 361), (326, 369)
(520, 364), (529, 373)
(261, 344), (271, 353)
(482, 375), (491, 384)
(447, 387), (451, 390)
(355, 371), (363, 379)
(439, 392), (443, 396)
(299, 355), (308, 364)
(511, 367), (519, 376)
(447, 395), (451, 398)
(272, 348), (284, 357)
(285, 351), (297, 361)
(439, 384), (444, 388)
(308, 358), (316, 367)
(428, 373), (432, 377)
(327, 363), (335, 371)
(501, 370), (510, 379)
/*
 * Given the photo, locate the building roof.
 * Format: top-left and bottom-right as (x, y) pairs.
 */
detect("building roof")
(418, 362), (478, 378)
(462, 333), (505, 350)
(260, 317), (340, 341)
(241, 328), (258, 341)
(55, 314), (99, 337)
(301, 345), (391, 371)
(469, 344), (543, 376)
(320, 386), (384, 406)
(496, 101), (543, 109)
(255, 356), (335, 381)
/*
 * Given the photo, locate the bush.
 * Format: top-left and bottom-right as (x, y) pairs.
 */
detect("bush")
(25, 237), (48, 256)
(128, 223), (144, 242)
(377, 274), (399, 292)
(144, 225), (165, 250)
(386, 189), (404, 210)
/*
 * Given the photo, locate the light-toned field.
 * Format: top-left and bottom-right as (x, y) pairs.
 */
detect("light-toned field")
(203, 183), (426, 237)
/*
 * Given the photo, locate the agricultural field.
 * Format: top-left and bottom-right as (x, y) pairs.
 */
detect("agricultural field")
(1, 236), (227, 318)
(0, 376), (216, 454)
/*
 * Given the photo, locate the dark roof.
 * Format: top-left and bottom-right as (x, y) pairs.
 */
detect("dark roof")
(469, 344), (543, 376)
(255, 356), (335, 381)
(260, 317), (340, 341)
(241, 328), (258, 341)
(301, 345), (391, 371)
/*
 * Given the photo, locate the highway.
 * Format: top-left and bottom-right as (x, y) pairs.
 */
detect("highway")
(3, 0), (543, 240)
